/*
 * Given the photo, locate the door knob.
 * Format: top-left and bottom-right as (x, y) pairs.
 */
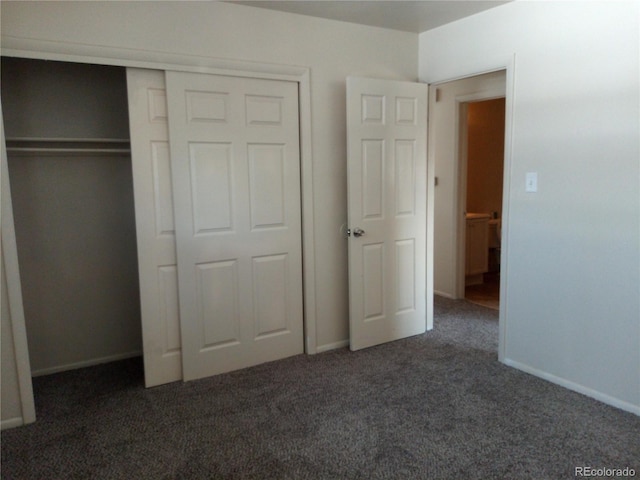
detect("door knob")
(352, 227), (365, 237)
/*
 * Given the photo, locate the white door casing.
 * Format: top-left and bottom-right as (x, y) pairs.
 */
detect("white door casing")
(1, 108), (36, 427)
(165, 71), (303, 381)
(427, 71), (506, 299)
(347, 77), (429, 351)
(126, 69), (182, 387)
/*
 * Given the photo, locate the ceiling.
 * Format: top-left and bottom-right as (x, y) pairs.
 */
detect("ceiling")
(229, 1), (510, 34)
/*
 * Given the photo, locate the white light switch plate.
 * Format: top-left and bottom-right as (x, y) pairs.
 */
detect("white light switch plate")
(526, 172), (538, 192)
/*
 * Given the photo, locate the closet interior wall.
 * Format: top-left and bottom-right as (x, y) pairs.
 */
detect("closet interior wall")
(1, 57), (142, 376)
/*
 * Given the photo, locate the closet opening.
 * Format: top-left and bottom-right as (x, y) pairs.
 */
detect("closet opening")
(1, 57), (144, 396)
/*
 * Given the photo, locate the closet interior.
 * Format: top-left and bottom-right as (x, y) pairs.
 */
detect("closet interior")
(1, 57), (142, 377)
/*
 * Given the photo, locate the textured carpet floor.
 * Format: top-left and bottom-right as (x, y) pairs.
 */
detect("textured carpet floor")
(2, 297), (639, 479)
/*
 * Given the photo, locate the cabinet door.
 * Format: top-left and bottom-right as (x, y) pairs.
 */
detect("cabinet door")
(466, 219), (489, 276)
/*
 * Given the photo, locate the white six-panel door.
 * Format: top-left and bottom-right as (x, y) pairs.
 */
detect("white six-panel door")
(347, 77), (429, 351)
(165, 71), (303, 381)
(128, 71), (426, 382)
(127, 69), (182, 387)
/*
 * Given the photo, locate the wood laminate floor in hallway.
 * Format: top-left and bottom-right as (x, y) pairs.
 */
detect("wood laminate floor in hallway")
(465, 272), (500, 310)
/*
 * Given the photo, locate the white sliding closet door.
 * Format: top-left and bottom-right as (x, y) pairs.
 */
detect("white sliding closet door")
(127, 69), (182, 387)
(165, 71), (304, 381)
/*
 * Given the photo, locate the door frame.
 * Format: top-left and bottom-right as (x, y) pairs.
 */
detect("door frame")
(428, 58), (515, 363)
(1, 40), (320, 408)
(1, 110), (36, 429)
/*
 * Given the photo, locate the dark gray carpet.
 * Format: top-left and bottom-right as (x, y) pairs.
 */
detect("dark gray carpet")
(2, 297), (639, 479)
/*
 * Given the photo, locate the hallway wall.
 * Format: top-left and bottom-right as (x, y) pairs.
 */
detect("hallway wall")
(466, 98), (505, 217)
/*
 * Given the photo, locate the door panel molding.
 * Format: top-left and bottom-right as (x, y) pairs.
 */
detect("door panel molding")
(166, 71), (303, 381)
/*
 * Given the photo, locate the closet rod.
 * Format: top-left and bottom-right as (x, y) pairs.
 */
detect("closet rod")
(5, 137), (131, 155)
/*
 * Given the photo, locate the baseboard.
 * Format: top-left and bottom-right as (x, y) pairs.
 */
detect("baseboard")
(31, 350), (142, 377)
(316, 340), (350, 353)
(1, 416), (25, 431)
(434, 290), (456, 299)
(503, 358), (640, 416)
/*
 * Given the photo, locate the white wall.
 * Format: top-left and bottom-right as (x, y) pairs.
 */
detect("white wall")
(2, 58), (131, 139)
(0, 1), (418, 351)
(420, 1), (640, 413)
(466, 99), (505, 220)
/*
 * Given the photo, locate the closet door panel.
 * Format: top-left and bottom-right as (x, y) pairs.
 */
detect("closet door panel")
(166, 71), (304, 382)
(127, 68), (181, 387)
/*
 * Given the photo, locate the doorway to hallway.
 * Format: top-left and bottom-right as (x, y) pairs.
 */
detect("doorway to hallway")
(462, 97), (505, 310)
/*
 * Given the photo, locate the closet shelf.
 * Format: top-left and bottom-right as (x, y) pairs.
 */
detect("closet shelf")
(5, 137), (131, 155)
